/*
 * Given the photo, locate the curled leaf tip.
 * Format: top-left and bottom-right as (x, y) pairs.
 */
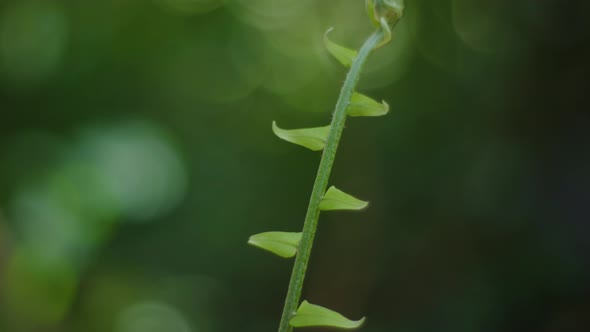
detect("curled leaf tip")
(366, 0), (404, 48)
(248, 231), (302, 258)
(272, 121), (331, 151)
(383, 0), (405, 20)
(348, 92), (390, 117)
(319, 186), (369, 211)
(375, 17), (393, 49)
(324, 28), (358, 68)
(366, 0), (405, 27)
(290, 300), (366, 329)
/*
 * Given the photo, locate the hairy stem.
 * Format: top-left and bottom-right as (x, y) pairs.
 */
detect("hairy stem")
(277, 29), (384, 332)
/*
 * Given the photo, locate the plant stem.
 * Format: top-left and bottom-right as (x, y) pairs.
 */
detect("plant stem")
(277, 29), (384, 332)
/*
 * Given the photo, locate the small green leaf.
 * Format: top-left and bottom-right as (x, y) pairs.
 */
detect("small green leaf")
(272, 121), (331, 151)
(290, 300), (366, 329)
(248, 232), (302, 258)
(319, 186), (369, 211)
(348, 92), (389, 117)
(324, 28), (358, 68)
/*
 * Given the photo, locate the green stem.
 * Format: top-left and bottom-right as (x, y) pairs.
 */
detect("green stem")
(277, 29), (384, 332)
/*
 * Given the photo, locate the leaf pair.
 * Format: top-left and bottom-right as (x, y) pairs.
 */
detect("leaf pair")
(272, 95), (387, 152)
(248, 187), (367, 259)
(290, 300), (365, 330)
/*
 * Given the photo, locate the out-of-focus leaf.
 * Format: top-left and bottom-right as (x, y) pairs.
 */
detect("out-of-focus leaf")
(319, 186), (369, 211)
(272, 121), (331, 151)
(248, 231), (302, 258)
(348, 92), (389, 117)
(324, 28), (358, 68)
(290, 300), (366, 329)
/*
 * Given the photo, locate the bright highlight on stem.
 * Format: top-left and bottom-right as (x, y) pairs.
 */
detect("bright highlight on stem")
(248, 1), (405, 331)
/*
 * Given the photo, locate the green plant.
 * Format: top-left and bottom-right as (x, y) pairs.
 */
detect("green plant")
(248, 1), (405, 331)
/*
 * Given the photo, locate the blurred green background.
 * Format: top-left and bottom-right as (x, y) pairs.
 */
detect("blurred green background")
(1, 0), (589, 331)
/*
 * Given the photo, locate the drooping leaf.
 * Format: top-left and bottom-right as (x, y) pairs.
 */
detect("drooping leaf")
(324, 28), (358, 68)
(290, 300), (366, 330)
(347, 92), (389, 117)
(319, 186), (369, 211)
(272, 121), (331, 151)
(248, 232), (302, 258)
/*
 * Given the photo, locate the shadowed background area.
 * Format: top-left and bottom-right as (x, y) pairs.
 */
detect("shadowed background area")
(0, 0), (589, 331)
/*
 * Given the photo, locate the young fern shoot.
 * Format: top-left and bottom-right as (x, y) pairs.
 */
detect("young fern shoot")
(248, 1), (405, 331)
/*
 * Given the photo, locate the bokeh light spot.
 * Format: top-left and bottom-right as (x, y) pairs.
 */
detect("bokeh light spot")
(408, 1), (462, 73)
(452, 0), (515, 53)
(115, 301), (193, 332)
(11, 183), (89, 263)
(156, 22), (266, 104)
(3, 248), (77, 325)
(226, 0), (314, 30)
(77, 121), (188, 222)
